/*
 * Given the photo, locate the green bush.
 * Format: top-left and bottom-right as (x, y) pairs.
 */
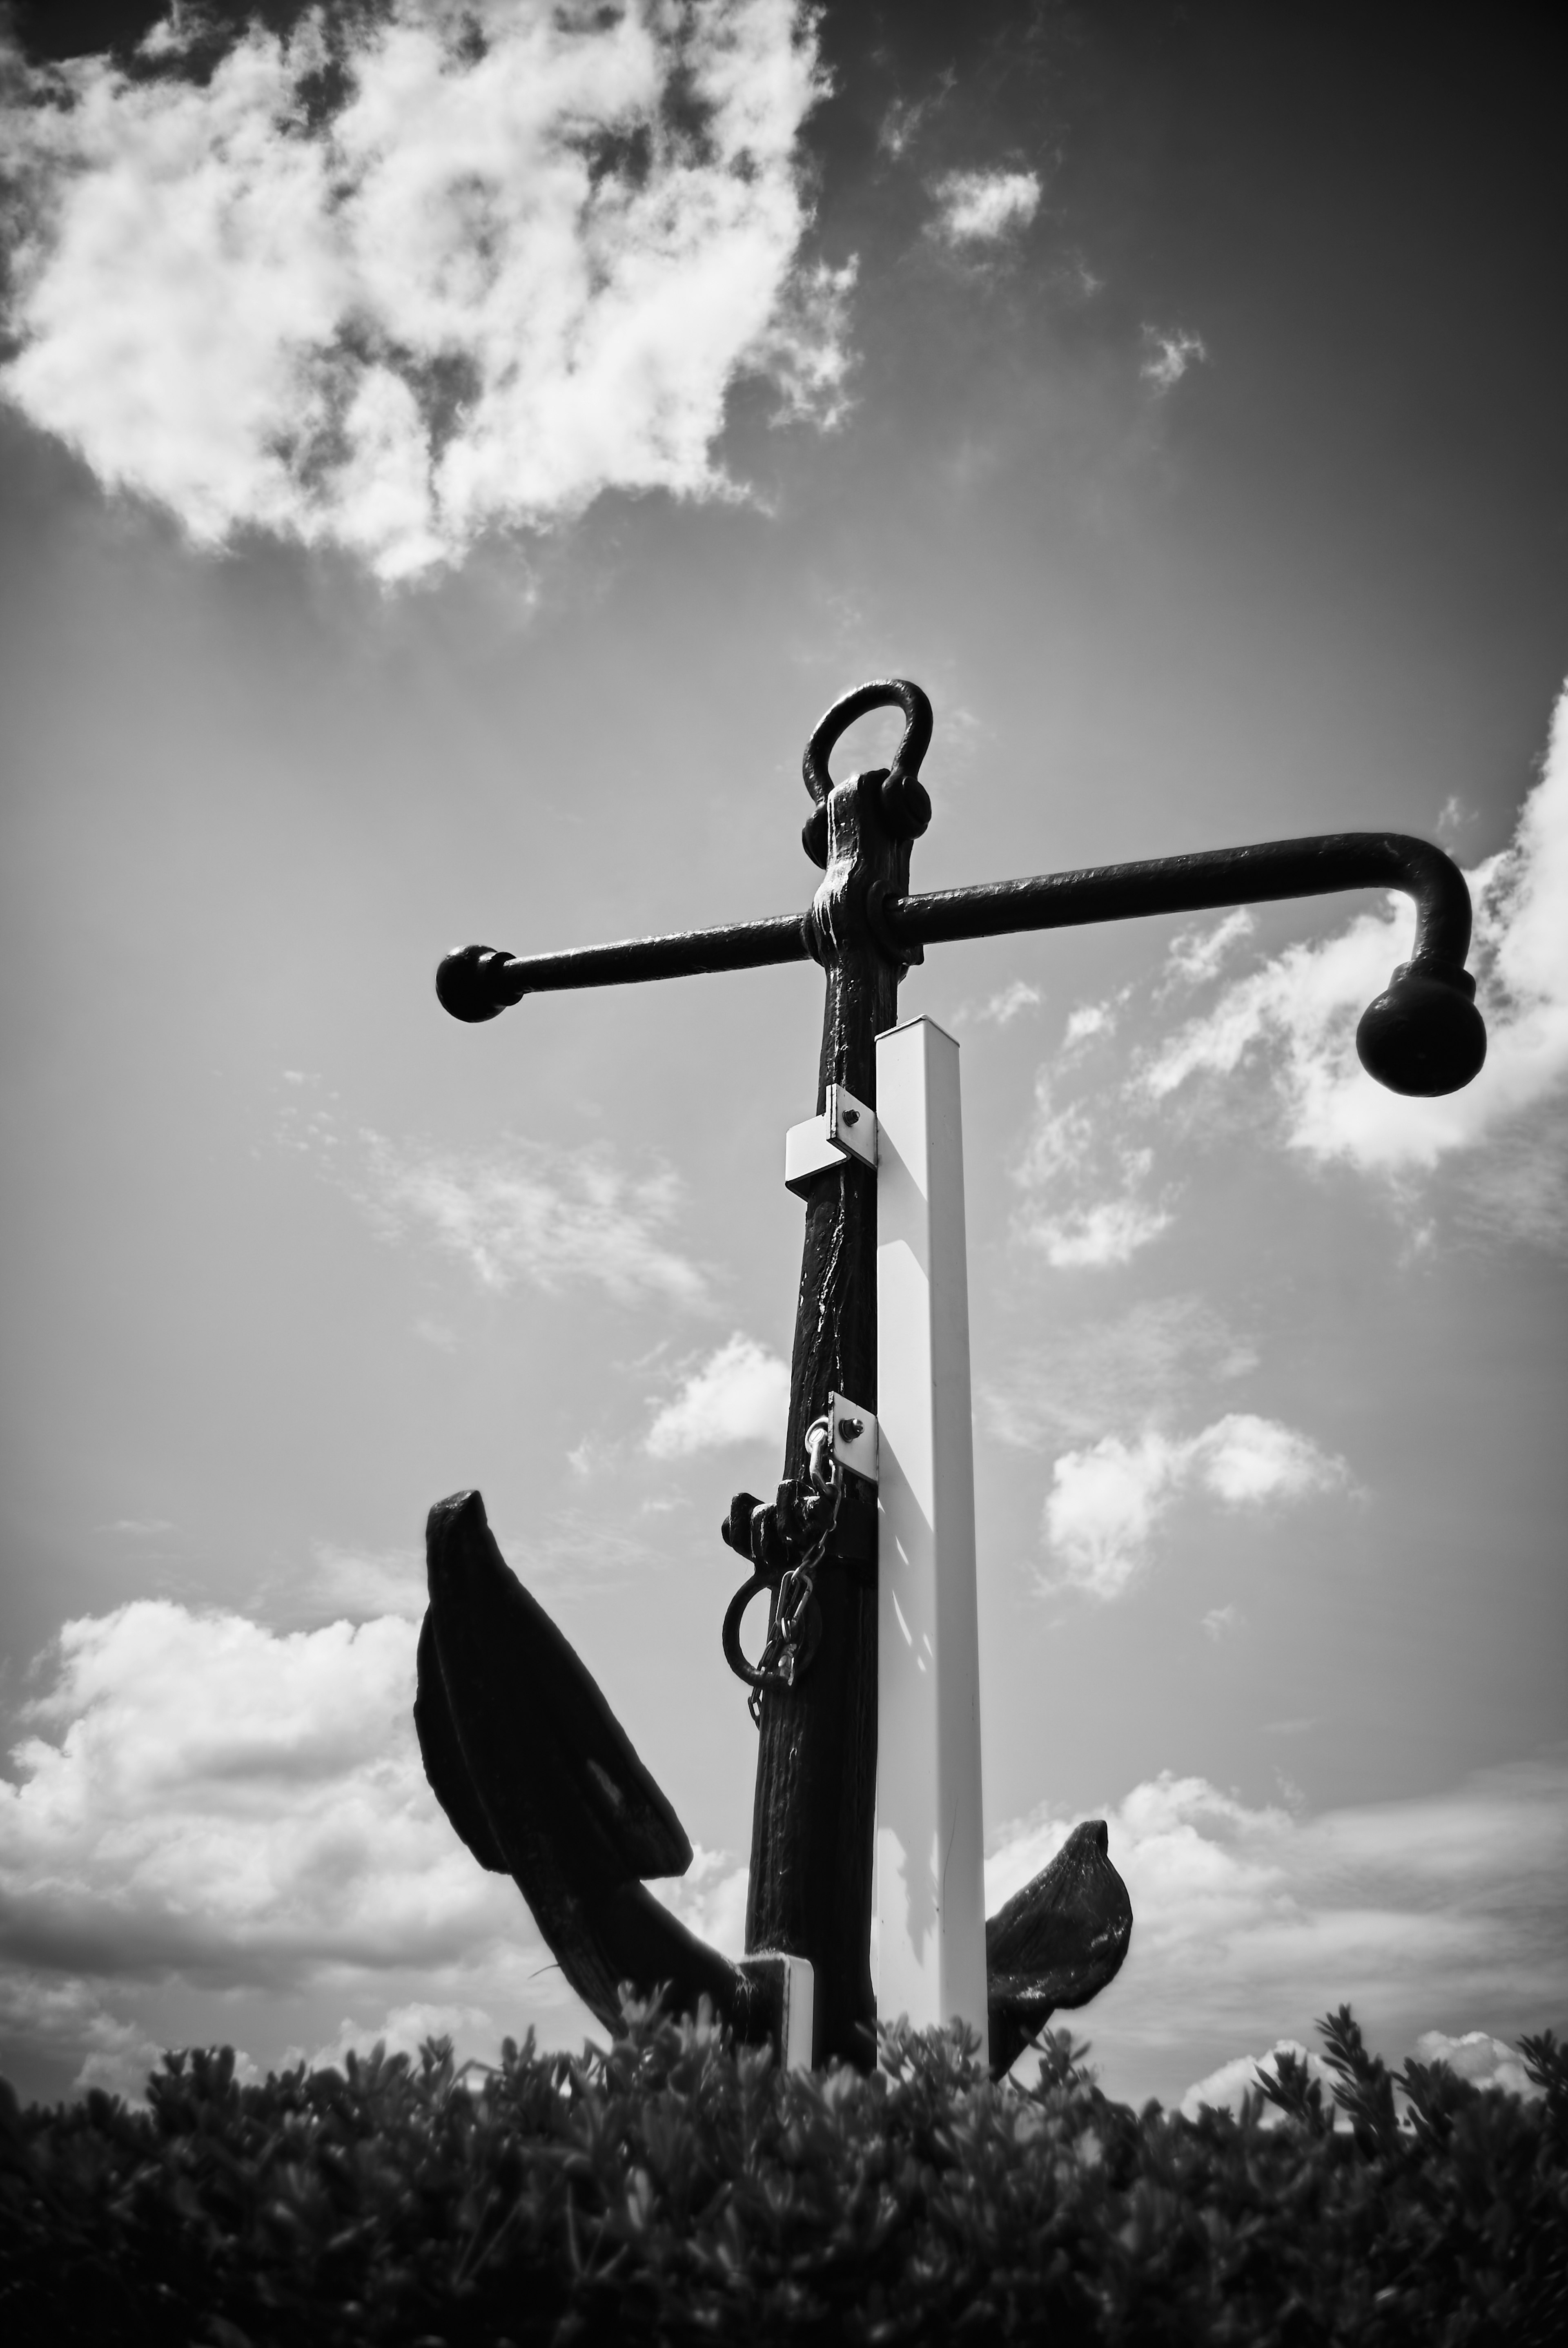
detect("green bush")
(1, 2003), (1563, 2345)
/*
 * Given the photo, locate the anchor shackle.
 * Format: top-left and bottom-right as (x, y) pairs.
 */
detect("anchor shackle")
(801, 678), (934, 868)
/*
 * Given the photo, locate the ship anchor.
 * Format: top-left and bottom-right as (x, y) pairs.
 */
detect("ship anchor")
(415, 678), (1485, 2075)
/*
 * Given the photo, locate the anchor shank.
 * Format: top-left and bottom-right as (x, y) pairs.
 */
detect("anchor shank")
(744, 768), (910, 2067)
(884, 830), (1471, 967)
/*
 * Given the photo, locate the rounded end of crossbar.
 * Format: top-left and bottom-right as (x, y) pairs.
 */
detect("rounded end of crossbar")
(436, 943), (517, 1023)
(1356, 960), (1487, 1096)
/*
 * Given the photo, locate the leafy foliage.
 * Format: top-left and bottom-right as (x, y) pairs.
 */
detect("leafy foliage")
(1, 2005), (1563, 2346)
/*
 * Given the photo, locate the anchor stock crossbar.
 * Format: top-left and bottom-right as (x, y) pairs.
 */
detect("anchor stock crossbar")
(437, 827), (1475, 1033)
(421, 678), (1486, 2075)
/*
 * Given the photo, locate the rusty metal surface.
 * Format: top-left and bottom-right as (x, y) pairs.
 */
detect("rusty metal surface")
(438, 825), (1483, 1096)
(985, 1820), (1134, 2079)
(885, 829), (1472, 963)
(436, 913), (810, 1019)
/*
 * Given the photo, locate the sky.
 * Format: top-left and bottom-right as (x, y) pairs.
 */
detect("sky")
(0, 0), (1564, 2115)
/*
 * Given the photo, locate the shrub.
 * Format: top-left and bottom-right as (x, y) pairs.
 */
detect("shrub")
(1, 2004), (1563, 2345)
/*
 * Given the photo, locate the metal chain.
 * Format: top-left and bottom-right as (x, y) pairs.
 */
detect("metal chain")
(745, 1421), (843, 1725)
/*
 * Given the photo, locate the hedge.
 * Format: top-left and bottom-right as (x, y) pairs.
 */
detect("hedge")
(2, 2002), (1563, 2345)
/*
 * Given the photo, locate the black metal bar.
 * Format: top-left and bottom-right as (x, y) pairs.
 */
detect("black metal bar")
(884, 832), (1471, 968)
(437, 914), (810, 1021)
(436, 826), (1483, 1097)
(439, 831), (1472, 1026)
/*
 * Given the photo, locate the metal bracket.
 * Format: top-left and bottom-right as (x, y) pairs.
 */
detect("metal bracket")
(783, 1083), (878, 1196)
(736, 1951), (815, 2069)
(829, 1392), (879, 1485)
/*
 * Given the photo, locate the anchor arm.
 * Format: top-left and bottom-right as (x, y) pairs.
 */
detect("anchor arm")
(416, 1489), (793, 2047)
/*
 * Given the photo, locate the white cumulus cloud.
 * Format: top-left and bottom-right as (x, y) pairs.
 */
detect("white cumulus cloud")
(0, 0), (845, 582)
(644, 1332), (789, 1457)
(931, 167), (1042, 247)
(0, 1597), (577, 2094)
(1411, 2028), (1541, 2098)
(1179, 2037), (1336, 2123)
(1044, 1412), (1347, 1598)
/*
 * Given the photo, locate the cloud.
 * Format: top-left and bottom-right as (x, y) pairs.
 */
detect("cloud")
(1141, 682), (1568, 1187)
(1044, 1413), (1347, 1599)
(0, 1603), (485, 1981)
(644, 1333), (789, 1458)
(1141, 325), (1208, 392)
(1011, 1075), (1174, 1269)
(1454, 1103), (1568, 1254)
(1412, 2028), (1541, 2098)
(967, 979), (1042, 1028)
(0, 1969), (167, 2103)
(302, 1999), (499, 2077)
(1162, 908), (1256, 991)
(983, 1295), (1258, 1452)
(0, 0), (844, 582)
(1201, 1603), (1242, 1641)
(878, 94), (933, 160)
(4, 1606), (1562, 2107)
(279, 1081), (712, 1308)
(930, 167), (1041, 247)
(0, 1605), (510, 1985)
(307, 1543), (428, 1622)
(1181, 2012), (1544, 2125)
(1179, 2038), (1336, 2123)
(1061, 994), (1124, 1052)
(0, 1596), (601, 2096)
(353, 1129), (711, 1309)
(1025, 1191), (1172, 1271)
(985, 1759), (1568, 2106)
(646, 1845), (749, 1957)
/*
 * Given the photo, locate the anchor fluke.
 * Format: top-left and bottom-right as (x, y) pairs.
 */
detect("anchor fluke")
(416, 1489), (799, 2045)
(985, 1819), (1134, 2078)
(1355, 960), (1487, 1096)
(419, 1489), (690, 1884)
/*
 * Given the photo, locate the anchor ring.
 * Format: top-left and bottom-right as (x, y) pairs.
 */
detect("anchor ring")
(722, 1571), (821, 1701)
(801, 678), (933, 865)
(722, 1570), (776, 1691)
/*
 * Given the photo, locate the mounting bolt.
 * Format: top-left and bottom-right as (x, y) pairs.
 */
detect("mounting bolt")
(837, 1416), (863, 1443)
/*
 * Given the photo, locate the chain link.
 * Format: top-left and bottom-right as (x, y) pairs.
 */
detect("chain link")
(745, 1420), (843, 1725)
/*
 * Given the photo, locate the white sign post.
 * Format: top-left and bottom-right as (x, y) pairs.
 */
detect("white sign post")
(873, 1016), (988, 2040)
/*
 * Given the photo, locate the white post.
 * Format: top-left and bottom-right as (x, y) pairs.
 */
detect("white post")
(873, 1017), (988, 2041)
